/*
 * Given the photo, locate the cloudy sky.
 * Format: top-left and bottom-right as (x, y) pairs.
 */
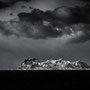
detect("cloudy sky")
(0, 0), (90, 69)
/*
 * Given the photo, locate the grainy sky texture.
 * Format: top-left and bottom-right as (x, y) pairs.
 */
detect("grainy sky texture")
(0, 0), (90, 69)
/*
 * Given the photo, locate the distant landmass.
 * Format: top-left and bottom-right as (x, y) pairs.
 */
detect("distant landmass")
(18, 58), (90, 70)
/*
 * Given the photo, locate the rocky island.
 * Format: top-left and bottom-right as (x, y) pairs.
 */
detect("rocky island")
(18, 58), (90, 70)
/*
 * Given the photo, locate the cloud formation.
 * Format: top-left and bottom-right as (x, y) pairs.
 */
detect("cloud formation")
(0, 0), (31, 4)
(0, 4), (90, 43)
(18, 4), (90, 24)
(80, 0), (90, 2)
(0, 0), (31, 9)
(0, 1), (9, 8)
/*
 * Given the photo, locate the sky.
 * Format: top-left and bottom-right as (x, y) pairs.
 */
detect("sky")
(0, 0), (90, 69)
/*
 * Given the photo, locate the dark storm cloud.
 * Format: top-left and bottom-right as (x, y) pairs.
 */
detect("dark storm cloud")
(0, 1), (9, 8)
(80, 0), (90, 2)
(17, 4), (90, 43)
(0, 0), (31, 9)
(18, 4), (90, 24)
(0, 4), (90, 43)
(0, 0), (31, 4)
(52, 4), (90, 24)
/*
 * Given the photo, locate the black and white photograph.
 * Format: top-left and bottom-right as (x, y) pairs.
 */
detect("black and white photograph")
(0, 0), (90, 70)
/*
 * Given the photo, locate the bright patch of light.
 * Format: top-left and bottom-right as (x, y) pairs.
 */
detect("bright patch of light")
(56, 27), (61, 31)
(70, 28), (74, 33)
